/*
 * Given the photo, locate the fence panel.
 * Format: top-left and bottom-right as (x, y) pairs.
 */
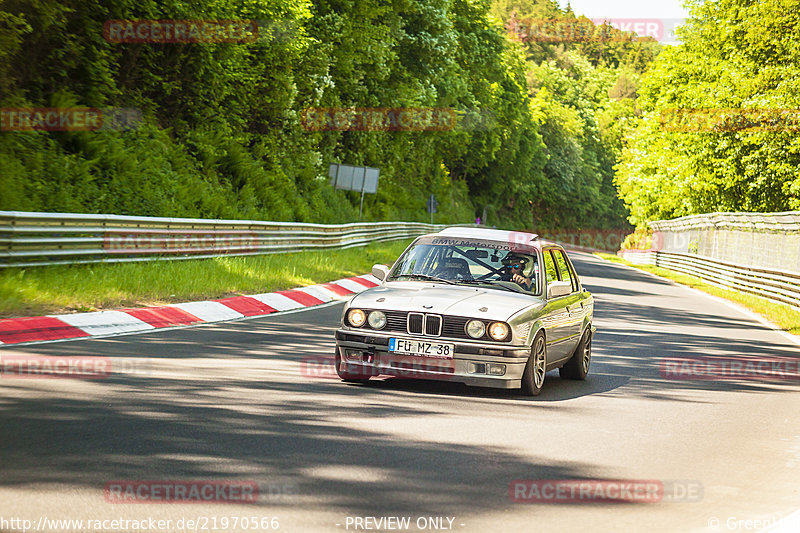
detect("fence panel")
(621, 210), (800, 311)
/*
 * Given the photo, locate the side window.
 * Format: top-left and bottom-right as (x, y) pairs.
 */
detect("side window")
(553, 250), (577, 293)
(543, 250), (558, 285)
(564, 253), (581, 292)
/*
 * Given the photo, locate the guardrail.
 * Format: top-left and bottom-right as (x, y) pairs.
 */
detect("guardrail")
(620, 250), (800, 310)
(0, 211), (455, 268)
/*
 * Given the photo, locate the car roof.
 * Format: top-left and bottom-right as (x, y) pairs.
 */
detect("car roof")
(433, 226), (551, 251)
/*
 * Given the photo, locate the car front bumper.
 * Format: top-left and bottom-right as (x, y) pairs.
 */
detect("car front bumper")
(334, 329), (531, 389)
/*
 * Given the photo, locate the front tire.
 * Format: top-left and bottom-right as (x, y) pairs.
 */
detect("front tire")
(334, 347), (371, 383)
(521, 333), (547, 396)
(559, 327), (591, 380)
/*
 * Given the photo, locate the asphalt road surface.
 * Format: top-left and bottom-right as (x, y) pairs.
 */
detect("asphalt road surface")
(2, 253), (799, 533)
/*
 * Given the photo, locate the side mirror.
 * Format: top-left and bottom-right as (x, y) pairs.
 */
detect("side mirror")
(547, 280), (572, 299)
(372, 264), (390, 281)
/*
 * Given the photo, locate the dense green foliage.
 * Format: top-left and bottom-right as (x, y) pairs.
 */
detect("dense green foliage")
(490, 1), (658, 228)
(615, 0), (800, 225)
(1, 0), (655, 229)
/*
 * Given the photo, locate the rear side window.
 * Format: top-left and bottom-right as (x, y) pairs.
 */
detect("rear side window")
(543, 250), (558, 285)
(553, 250), (577, 293)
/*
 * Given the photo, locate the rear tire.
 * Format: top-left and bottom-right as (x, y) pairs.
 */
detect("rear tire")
(559, 327), (591, 380)
(521, 333), (547, 396)
(334, 347), (371, 383)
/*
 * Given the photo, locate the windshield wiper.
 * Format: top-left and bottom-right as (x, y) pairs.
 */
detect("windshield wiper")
(457, 279), (519, 293)
(394, 274), (456, 285)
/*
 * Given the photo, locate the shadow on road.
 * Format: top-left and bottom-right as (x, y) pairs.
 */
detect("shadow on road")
(1, 252), (798, 517)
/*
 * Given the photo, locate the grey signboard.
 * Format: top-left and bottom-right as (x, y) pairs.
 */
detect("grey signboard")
(329, 164), (380, 193)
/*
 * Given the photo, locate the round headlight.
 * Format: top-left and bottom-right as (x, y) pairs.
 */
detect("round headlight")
(368, 311), (387, 329)
(466, 319), (486, 339)
(347, 308), (366, 327)
(488, 321), (510, 341)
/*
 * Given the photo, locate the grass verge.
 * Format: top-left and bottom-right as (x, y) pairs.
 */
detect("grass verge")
(0, 239), (413, 318)
(595, 252), (800, 337)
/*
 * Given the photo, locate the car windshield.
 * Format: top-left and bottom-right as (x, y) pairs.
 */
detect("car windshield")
(387, 236), (540, 295)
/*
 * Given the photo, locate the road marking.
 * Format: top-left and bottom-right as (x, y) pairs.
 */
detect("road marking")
(0, 299), (346, 347)
(250, 292), (306, 311)
(212, 296), (277, 317)
(334, 278), (372, 292)
(297, 285), (340, 302)
(0, 316), (90, 344)
(50, 310), (154, 336)
(121, 305), (203, 327)
(171, 301), (244, 322)
(277, 289), (325, 307)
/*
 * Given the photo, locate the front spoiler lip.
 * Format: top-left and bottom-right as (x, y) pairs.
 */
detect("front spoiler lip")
(334, 328), (530, 388)
(334, 328), (531, 358)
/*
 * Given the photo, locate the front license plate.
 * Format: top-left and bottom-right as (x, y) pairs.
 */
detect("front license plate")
(388, 338), (454, 359)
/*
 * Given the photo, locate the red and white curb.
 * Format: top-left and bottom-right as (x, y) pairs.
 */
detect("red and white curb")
(0, 274), (380, 346)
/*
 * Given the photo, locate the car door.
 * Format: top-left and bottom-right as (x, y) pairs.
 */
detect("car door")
(551, 248), (584, 351)
(541, 248), (574, 362)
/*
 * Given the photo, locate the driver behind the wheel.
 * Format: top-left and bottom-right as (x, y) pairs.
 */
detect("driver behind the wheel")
(500, 253), (534, 291)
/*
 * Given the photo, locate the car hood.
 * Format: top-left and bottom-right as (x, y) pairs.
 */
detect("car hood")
(349, 281), (543, 321)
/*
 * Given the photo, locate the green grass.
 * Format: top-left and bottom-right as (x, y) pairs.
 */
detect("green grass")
(595, 252), (800, 336)
(0, 240), (413, 318)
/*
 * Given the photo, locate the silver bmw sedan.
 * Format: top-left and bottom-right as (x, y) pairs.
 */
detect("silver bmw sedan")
(334, 227), (594, 395)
